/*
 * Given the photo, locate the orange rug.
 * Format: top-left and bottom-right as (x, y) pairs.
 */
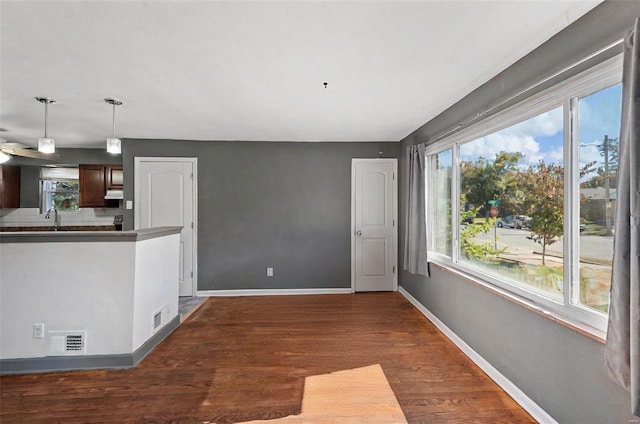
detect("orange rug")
(237, 364), (407, 423)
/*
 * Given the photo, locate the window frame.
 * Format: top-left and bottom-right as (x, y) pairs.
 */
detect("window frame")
(425, 54), (623, 332)
(39, 167), (80, 213)
(427, 148), (454, 258)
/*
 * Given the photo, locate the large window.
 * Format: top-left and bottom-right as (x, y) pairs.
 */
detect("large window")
(425, 56), (622, 331)
(458, 106), (565, 300)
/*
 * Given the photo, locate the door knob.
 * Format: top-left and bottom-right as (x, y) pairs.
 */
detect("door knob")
(356, 230), (362, 236)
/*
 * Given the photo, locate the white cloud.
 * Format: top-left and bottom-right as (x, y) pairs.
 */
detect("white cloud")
(461, 133), (544, 166)
(547, 145), (564, 163)
(508, 107), (563, 138)
(579, 142), (602, 165)
(459, 107), (564, 166)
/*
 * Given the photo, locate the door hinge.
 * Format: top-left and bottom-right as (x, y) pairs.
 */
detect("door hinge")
(190, 271), (193, 278)
(393, 265), (395, 274)
(393, 219), (395, 227)
(191, 173), (194, 180)
(191, 222), (194, 229)
(393, 173), (395, 180)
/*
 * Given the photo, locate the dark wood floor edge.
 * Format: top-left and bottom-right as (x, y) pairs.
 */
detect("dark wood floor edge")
(397, 285), (556, 424)
(0, 315), (180, 376)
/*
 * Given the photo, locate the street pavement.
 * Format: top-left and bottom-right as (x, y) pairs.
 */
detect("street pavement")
(472, 227), (614, 265)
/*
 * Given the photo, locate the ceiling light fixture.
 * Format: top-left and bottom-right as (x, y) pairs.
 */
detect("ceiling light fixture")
(35, 97), (56, 154)
(0, 151), (10, 164)
(104, 98), (123, 154)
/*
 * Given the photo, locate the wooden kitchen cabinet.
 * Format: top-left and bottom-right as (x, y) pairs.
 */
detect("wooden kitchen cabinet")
(79, 165), (120, 208)
(0, 165), (21, 209)
(106, 165), (123, 190)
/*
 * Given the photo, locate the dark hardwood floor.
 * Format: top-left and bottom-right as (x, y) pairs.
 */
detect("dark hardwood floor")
(0, 293), (536, 423)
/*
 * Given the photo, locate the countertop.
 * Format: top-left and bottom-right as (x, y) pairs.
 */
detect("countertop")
(0, 225), (116, 232)
(0, 226), (182, 243)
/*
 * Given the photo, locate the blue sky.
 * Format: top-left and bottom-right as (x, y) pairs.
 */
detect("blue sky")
(459, 83), (622, 177)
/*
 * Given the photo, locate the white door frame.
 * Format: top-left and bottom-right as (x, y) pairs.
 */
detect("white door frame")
(134, 157), (198, 297)
(350, 158), (398, 293)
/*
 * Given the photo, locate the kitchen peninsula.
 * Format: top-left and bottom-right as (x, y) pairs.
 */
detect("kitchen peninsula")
(0, 226), (182, 374)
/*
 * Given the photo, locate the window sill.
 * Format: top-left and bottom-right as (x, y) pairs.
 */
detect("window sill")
(428, 261), (606, 344)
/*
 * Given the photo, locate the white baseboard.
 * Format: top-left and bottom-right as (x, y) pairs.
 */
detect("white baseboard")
(398, 285), (557, 424)
(197, 288), (353, 297)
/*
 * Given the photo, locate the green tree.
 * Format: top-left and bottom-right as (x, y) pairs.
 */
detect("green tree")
(460, 152), (523, 218)
(580, 169), (617, 189)
(520, 161), (564, 266)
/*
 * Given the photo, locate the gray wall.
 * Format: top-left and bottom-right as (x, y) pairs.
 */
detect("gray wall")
(123, 140), (399, 291)
(13, 148), (122, 208)
(399, 2), (639, 423)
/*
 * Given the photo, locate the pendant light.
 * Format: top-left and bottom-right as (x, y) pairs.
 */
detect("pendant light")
(104, 98), (122, 154)
(35, 97), (56, 154)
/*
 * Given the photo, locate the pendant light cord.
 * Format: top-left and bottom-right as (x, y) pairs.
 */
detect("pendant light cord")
(44, 101), (48, 138)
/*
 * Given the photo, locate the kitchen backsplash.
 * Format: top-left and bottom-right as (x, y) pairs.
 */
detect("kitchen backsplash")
(0, 207), (124, 227)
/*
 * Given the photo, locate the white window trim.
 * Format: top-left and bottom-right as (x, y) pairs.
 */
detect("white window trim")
(425, 54), (623, 333)
(39, 167), (80, 214)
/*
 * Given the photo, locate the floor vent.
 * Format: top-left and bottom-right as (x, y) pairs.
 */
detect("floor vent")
(46, 331), (87, 356)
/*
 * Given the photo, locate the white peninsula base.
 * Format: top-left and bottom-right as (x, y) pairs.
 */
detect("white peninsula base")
(0, 227), (182, 374)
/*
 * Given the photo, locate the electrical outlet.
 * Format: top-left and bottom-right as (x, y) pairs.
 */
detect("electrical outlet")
(33, 323), (44, 339)
(267, 267), (273, 277)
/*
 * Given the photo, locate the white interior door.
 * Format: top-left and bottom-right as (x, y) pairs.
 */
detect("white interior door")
(352, 159), (397, 292)
(135, 158), (197, 297)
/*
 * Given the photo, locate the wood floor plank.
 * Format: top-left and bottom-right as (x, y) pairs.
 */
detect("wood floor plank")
(0, 293), (536, 423)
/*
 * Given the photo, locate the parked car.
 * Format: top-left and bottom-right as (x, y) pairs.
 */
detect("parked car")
(462, 215), (475, 224)
(497, 215), (529, 229)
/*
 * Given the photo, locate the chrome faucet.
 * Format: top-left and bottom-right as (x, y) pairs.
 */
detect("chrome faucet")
(44, 206), (59, 231)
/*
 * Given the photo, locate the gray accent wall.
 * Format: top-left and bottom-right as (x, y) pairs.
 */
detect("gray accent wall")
(123, 140), (398, 291)
(398, 2), (639, 423)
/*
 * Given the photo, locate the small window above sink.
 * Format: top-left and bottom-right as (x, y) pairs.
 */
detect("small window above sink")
(40, 167), (79, 213)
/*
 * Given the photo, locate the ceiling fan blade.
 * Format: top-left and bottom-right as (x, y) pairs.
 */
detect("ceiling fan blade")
(0, 142), (31, 150)
(0, 147), (60, 160)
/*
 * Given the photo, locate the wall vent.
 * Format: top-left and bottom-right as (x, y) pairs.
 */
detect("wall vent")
(153, 311), (162, 330)
(65, 334), (84, 352)
(46, 331), (87, 356)
(152, 304), (171, 333)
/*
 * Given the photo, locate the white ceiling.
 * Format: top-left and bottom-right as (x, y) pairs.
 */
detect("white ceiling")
(0, 0), (601, 149)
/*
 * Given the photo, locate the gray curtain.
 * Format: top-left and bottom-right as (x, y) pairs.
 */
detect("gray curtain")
(605, 18), (640, 416)
(403, 143), (428, 276)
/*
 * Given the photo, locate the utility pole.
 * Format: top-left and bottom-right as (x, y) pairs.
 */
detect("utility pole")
(604, 135), (611, 234)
